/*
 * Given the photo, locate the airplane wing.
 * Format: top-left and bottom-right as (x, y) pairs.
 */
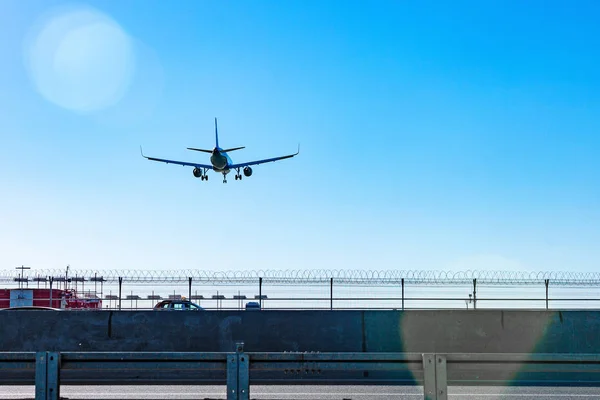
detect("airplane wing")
(228, 145), (299, 169)
(140, 147), (213, 169)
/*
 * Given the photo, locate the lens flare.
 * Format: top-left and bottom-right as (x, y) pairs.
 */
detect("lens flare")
(24, 6), (135, 113)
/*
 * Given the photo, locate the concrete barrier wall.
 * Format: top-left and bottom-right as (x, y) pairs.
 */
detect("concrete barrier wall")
(1, 310), (599, 353)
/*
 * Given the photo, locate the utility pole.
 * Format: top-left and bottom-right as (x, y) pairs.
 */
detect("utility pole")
(15, 265), (30, 289)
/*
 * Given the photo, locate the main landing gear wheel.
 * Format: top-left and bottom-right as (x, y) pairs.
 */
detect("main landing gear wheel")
(234, 168), (243, 181)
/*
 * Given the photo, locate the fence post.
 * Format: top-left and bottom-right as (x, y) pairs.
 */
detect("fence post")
(259, 277), (263, 308)
(545, 279), (549, 310)
(35, 351), (60, 400)
(189, 277), (192, 301)
(330, 277), (333, 310)
(473, 279), (477, 310)
(49, 277), (53, 308)
(401, 278), (405, 311)
(118, 277), (123, 311)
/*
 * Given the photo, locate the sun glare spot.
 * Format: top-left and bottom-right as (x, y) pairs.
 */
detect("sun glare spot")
(24, 7), (135, 113)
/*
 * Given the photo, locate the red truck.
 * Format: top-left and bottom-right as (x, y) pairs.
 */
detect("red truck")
(0, 288), (101, 309)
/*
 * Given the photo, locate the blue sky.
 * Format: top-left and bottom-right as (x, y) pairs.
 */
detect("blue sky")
(1, 0), (599, 274)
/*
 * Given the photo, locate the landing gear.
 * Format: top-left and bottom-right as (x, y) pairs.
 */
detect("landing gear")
(195, 168), (209, 181)
(234, 168), (242, 181)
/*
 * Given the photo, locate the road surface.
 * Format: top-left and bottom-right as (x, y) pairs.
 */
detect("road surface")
(3, 385), (600, 399)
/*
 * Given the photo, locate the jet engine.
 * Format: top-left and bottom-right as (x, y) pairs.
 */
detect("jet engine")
(243, 166), (253, 177)
(193, 168), (202, 178)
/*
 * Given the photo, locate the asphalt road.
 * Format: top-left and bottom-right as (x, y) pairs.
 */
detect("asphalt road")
(3, 386), (600, 399)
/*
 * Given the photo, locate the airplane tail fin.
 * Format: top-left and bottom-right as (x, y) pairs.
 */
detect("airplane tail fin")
(215, 117), (219, 148)
(186, 118), (221, 152)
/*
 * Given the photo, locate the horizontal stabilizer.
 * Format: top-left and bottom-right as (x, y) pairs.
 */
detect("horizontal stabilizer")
(222, 146), (245, 153)
(187, 148), (213, 153)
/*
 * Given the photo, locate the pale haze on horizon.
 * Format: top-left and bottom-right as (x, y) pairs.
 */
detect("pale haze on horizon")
(1, 1), (599, 275)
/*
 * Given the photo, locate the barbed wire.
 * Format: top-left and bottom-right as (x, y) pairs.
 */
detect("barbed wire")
(1, 269), (600, 286)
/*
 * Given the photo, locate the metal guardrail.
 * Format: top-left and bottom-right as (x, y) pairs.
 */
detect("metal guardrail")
(2, 345), (600, 400)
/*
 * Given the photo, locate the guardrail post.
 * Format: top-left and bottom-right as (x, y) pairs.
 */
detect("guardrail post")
(227, 342), (249, 400)
(238, 344), (250, 400)
(423, 354), (437, 400)
(35, 351), (60, 400)
(435, 354), (448, 400)
(422, 354), (447, 400)
(423, 353), (437, 400)
(227, 352), (238, 400)
(227, 354), (238, 400)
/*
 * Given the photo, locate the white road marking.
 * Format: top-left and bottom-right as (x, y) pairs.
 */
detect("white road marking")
(3, 392), (600, 398)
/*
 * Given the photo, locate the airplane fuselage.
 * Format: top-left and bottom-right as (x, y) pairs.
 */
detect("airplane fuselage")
(210, 148), (232, 173)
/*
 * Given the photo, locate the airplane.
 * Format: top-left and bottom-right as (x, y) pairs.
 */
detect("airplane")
(140, 118), (299, 183)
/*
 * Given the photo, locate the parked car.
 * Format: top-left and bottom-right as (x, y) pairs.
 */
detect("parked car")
(153, 300), (204, 311)
(245, 301), (261, 310)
